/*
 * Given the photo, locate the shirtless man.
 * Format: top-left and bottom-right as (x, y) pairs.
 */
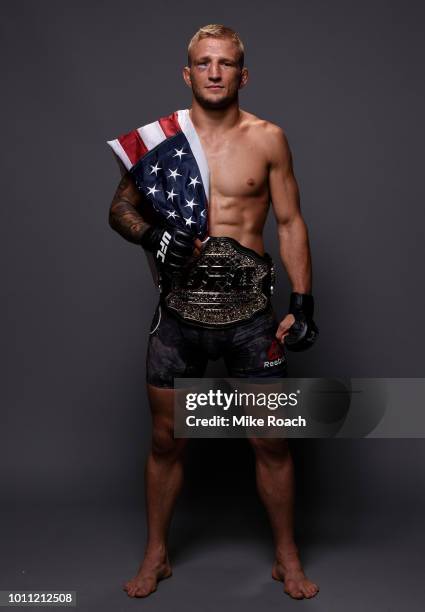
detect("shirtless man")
(108, 24), (319, 600)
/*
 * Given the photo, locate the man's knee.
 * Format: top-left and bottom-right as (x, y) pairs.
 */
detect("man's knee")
(151, 422), (187, 459)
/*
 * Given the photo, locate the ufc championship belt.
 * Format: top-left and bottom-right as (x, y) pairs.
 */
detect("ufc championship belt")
(159, 237), (275, 328)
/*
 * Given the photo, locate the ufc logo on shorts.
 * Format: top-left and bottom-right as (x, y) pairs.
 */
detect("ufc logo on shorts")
(156, 231), (171, 262)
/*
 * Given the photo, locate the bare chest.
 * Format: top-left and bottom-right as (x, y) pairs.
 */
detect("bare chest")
(200, 135), (269, 199)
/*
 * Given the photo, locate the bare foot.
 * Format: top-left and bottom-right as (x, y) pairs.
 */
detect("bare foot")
(123, 551), (172, 598)
(272, 549), (319, 600)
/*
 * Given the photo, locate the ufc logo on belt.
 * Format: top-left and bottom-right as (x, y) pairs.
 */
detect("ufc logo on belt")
(156, 231), (171, 262)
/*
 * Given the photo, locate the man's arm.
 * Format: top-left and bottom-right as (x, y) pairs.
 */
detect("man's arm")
(266, 125), (319, 348)
(267, 126), (312, 294)
(108, 156), (151, 244)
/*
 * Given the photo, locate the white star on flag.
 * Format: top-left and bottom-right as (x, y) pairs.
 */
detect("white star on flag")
(188, 175), (201, 188)
(200, 209), (206, 217)
(166, 210), (178, 219)
(184, 216), (195, 227)
(166, 188), (178, 202)
(149, 163), (161, 176)
(168, 168), (182, 181)
(146, 185), (160, 198)
(173, 147), (187, 160)
(184, 198), (199, 210)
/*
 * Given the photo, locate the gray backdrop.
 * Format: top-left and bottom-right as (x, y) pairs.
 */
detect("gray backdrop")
(1, 1), (425, 610)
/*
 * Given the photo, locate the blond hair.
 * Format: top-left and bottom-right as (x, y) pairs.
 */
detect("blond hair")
(187, 24), (245, 68)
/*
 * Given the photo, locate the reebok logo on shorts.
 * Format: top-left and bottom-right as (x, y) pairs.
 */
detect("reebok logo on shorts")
(264, 339), (285, 368)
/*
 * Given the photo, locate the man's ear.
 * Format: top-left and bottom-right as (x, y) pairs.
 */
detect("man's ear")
(182, 66), (192, 88)
(239, 67), (249, 90)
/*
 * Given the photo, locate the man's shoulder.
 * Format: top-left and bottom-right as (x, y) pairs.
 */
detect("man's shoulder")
(241, 110), (287, 142)
(241, 111), (289, 157)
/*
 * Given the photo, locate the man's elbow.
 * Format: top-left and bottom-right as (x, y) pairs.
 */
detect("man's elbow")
(108, 204), (118, 232)
(277, 213), (306, 236)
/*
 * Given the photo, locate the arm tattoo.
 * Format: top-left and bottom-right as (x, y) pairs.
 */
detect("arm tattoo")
(109, 174), (150, 244)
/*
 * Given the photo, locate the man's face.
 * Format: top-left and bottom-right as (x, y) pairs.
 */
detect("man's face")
(183, 37), (248, 110)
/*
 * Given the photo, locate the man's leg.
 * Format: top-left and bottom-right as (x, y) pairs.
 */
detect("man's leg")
(224, 308), (319, 599)
(248, 436), (319, 599)
(124, 383), (188, 597)
(124, 304), (207, 598)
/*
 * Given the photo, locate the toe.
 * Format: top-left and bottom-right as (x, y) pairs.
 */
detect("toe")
(136, 584), (156, 598)
(135, 577), (156, 598)
(285, 586), (304, 600)
(123, 580), (136, 595)
(305, 583), (319, 598)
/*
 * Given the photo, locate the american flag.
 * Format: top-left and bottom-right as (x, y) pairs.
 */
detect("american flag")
(107, 109), (210, 240)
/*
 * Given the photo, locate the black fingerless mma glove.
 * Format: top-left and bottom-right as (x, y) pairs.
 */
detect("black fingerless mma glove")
(285, 292), (319, 352)
(139, 225), (194, 275)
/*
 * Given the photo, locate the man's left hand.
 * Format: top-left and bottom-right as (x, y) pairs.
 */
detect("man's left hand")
(276, 293), (319, 351)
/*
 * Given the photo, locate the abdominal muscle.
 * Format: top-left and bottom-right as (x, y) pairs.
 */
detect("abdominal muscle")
(206, 194), (270, 257)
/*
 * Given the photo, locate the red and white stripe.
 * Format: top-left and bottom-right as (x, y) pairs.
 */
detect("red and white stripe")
(106, 109), (210, 200)
(106, 110), (180, 170)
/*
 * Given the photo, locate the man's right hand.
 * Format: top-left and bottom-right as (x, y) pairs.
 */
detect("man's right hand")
(140, 225), (195, 274)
